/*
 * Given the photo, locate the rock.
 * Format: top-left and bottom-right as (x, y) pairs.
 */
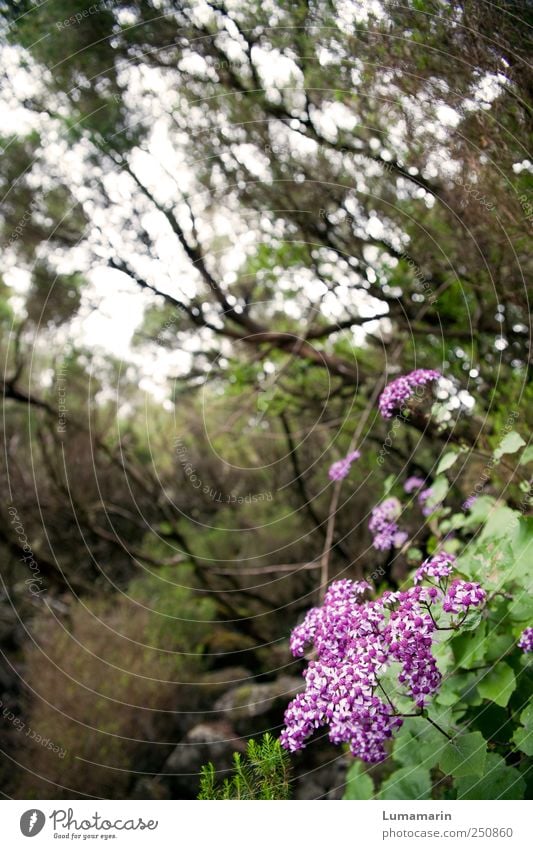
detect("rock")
(213, 675), (302, 721)
(204, 629), (257, 654)
(293, 752), (349, 800)
(199, 666), (253, 696)
(156, 720), (243, 799)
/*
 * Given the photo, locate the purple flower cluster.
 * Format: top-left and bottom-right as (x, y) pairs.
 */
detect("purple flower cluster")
(281, 573), (487, 762)
(404, 476), (425, 494)
(414, 551), (456, 584)
(442, 579), (486, 614)
(369, 497), (408, 551)
(388, 587), (442, 707)
(378, 369), (441, 419)
(518, 627), (533, 653)
(402, 475), (441, 517)
(328, 450), (361, 481)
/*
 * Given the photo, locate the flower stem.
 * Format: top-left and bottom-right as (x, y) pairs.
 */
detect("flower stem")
(377, 680), (396, 711)
(425, 715), (453, 741)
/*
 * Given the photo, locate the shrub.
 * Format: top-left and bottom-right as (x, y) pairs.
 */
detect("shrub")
(198, 734), (291, 800)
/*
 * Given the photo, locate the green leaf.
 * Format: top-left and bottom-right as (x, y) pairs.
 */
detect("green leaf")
(519, 445), (533, 466)
(509, 595), (533, 623)
(436, 450), (460, 475)
(452, 623), (487, 669)
(519, 700), (533, 729)
(439, 732), (487, 778)
(478, 663), (516, 707)
(383, 474), (395, 494)
(392, 718), (446, 770)
(343, 760), (374, 800)
(378, 662), (412, 712)
(493, 431), (526, 460)
(407, 547), (423, 563)
(432, 637), (454, 673)
(512, 726), (533, 756)
(380, 766), (432, 800)
(510, 517), (533, 590)
(426, 475), (449, 508)
(455, 753), (525, 800)
(479, 506), (520, 544)
(437, 671), (481, 707)
(485, 632), (515, 661)
(464, 496), (496, 524)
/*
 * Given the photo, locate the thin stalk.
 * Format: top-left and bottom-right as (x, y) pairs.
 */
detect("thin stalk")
(425, 715), (453, 741)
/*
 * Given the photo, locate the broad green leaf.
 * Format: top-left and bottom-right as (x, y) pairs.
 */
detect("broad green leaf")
(448, 512), (467, 531)
(493, 431), (526, 460)
(455, 753), (525, 800)
(519, 445), (533, 466)
(432, 637), (454, 673)
(439, 732), (487, 778)
(478, 663), (516, 707)
(457, 608), (484, 632)
(463, 496), (496, 526)
(509, 595), (533, 623)
(512, 726), (533, 756)
(437, 671), (481, 707)
(519, 700), (533, 729)
(510, 517), (533, 590)
(479, 505), (520, 543)
(426, 475), (449, 508)
(456, 536), (515, 588)
(434, 679), (461, 707)
(343, 760), (374, 800)
(427, 702), (465, 731)
(380, 766), (431, 800)
(452, 623), (487, 669)
(392, 718), (445, 770)
(436, 450), (461, 475)
(485, 632), (515, 661)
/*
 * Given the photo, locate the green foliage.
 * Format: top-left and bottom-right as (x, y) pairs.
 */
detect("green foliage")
(494, 431), (526, 460)
(344, 760), (374, 799)
(438, 732), (487, 779)
(455, 754), (525, 800)
(198, 734), (291, 800)
(343, 454), (533, 801)
(380, 767), (432, 800)
(13, 566), (214, 799)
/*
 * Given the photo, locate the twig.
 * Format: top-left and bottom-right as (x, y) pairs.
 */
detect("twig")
(425, 715), (453, 741)
(319, 379), (383, 601)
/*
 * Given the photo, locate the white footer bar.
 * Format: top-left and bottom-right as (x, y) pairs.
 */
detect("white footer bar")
(2, 800), (530, 849)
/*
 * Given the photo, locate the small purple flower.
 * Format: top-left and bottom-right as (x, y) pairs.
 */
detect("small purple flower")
(393, 530), (408, 548)
(414, 551), (456, 584)
(328, 450), (361, 481)
(463, 495), (478, 510)
(518, 627), (533, 653)
(378, 369), (441, 419)
(442, 579), (486, 614)
(369, 498), (406, 551)
(418, 487), (438, 516)
(369, 498), (401, 529)
(404, 476), (425, 494)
